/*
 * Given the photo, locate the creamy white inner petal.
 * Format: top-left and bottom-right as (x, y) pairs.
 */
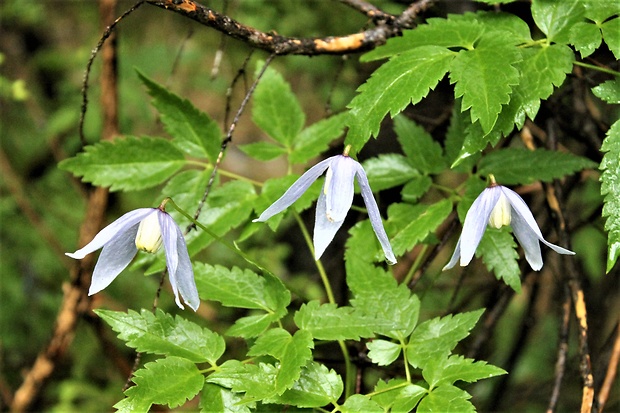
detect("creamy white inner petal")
(135, 213), (163, 253)
(488, 192), (512, 229)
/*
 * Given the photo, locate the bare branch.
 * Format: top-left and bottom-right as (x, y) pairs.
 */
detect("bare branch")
(145, 0), (433, 55)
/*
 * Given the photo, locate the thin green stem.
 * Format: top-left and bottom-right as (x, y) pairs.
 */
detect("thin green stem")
(400, 337), (412, 382)
(292, 211), (354, 398)
(574, 60), (620, 77)
(401, 244), (428, 286)
(292, 211), (336, 304)
(185, 160), (264, 187)
(365, 380), (410, 398)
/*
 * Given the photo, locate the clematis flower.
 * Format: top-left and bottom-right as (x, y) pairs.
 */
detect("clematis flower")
(443, 177), (574, 271)
(253, 150), (396, 264)
(66, 204), (200, 311)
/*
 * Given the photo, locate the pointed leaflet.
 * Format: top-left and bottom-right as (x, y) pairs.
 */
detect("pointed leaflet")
(476, 228), (521, 293)
(367, 339), (402, 366)
(422, 355), (506, 388)
(600, 120), (620, 272)
(58, 136), (185, 191)
(602, 17), (620, 60)
(532, 0), (585, 44)
(371, 379), (426, 413)
(268, 362), (343, 408)
(416, 384), (475, 413)
(248, 329), (314, 394)
(290, 112), (348, 165)
(388, 199), (453, 256)
(137, 70), (221, 162)
(592, 79), (620, 104)
(346, 46), (454, 149)
(200, 384), (253, 413)
(570, 22), (602, 58)
(513, 44), (574, 121)
(294, 300), (386, 341)
(252, 65), (305, 147)
(346, 222), (421, 339)
(394, 115), (446, 174)
(239, 142), (287, 161)
(95, 309), (225, 364)
(478, 148), (596, 185)
(207, 360), (278, 400)
(406, 309), (484, 369)
(116, 356), (203, 412)
(361, 154), (419, 191)
(449, 31), (521, 133)
(341, 394), (383, 413)
(194, 264), (290, 312)
(362, 17), (484, 61)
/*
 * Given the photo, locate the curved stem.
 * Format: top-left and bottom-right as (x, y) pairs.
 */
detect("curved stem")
(401, 244), (428, 286)
(574, 60), (620, 77)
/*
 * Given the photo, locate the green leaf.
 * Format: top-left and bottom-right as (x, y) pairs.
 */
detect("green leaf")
(294, 301), (382, 341)
(95, 309), (225, 364)
(227, 313), (281, 338)
(389, 199), (453, 256)
(570, 22), (602, 58)
(417, 384), (475, 413)
(600, 120), (620, 272)
(118, 356), (203, 411)
(532, 0), (584, 44)
(476, 228), (522, 292)
(200, 384), (254, 413)
(346, 230), (421, 338)
(401, 176), (433, 203)
(445, 103), (479, 171)
(367, 339), (402, 366)
(592, 79), (620, 104)
(602, 17), (620, 60)
(406, 309), (484, 369)
(478, 148), (596, 185)
(394, 115), (446, 174)
(513, 44), (574, 121)
(207, 360), (278, 400)
(290, 112), (348, 164)
(583, 0), (619, 23)
(137, 70), (221, 162)
(391, 384), (429, 413)
(361, 154), (419, 191)
(449, 31), (521, 133)
(422, 355), (507, 388)
(239, 141), (287, 161)
(269, 362), (343, 408)
(341, 394), (383, 413)
(194, 264), (290, 312)
(253, 65), (305, 146)
(371, 379), (427, 412)
(248, 329), (314, 394)
(346, 46), (454, 149)
(58, 136), (185, 191)
(362, 17), (484, 61)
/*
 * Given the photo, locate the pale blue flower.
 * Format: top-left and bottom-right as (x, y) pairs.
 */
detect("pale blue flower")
(254, 154), (396, 264)
(66, 207), (199, 311)
(443, 183), (575, 271)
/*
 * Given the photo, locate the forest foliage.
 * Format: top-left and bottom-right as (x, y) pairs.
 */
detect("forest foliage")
(1, 0), (619, 412)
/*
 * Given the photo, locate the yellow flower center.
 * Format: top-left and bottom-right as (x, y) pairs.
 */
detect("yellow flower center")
(488, 193), (512, 229)
(135, 213), (163, 253)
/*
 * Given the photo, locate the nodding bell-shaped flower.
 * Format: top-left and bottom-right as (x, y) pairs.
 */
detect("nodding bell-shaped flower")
(443, 176), (575, 272)
(253, 148), (396, 264)
(66, 203), (200, 311)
